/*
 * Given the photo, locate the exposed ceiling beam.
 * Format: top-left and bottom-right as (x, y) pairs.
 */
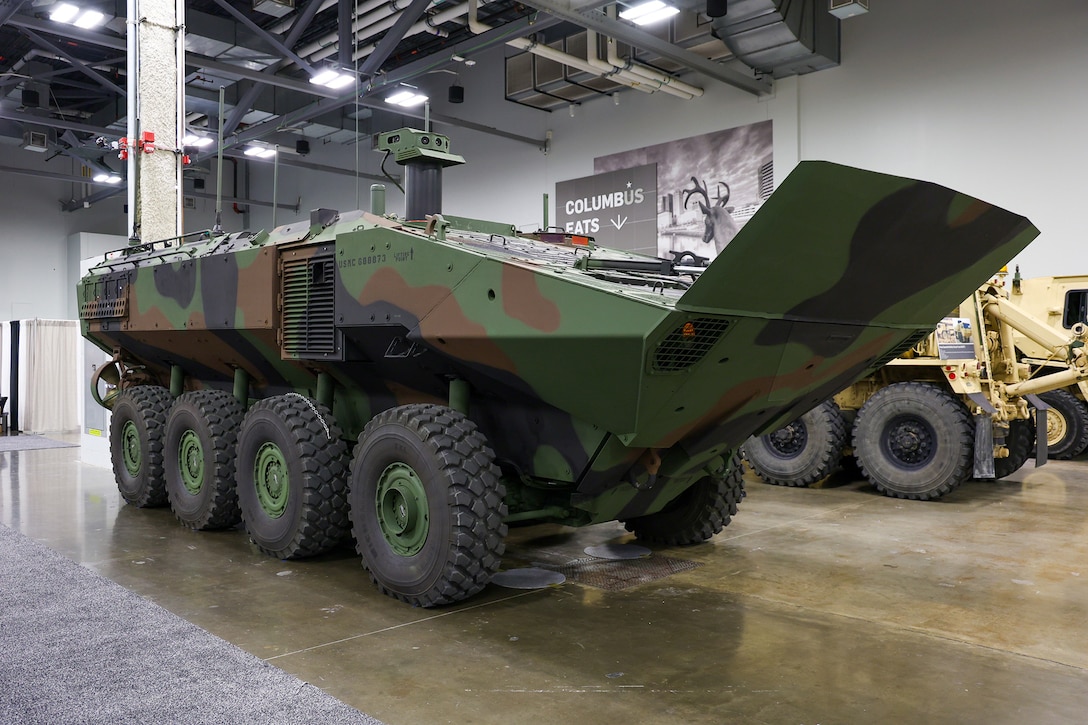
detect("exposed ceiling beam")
(0, 162), (118, 188)
(20, 28), (127, 98)
(0, 107), (119, 137)
(210, 0), (316, 74)
(0, 0), (28, 28)
(357, 0), (434, 79)
(521, 0), (771, 94)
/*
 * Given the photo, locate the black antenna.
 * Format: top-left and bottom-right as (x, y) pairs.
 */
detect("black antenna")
(212, 86), (225, 235)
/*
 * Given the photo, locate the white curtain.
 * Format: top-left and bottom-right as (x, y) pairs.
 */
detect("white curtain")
(23, 319), (80, 433)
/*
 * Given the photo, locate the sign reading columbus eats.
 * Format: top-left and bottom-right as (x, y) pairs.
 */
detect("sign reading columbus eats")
(554, 163), (657, 250)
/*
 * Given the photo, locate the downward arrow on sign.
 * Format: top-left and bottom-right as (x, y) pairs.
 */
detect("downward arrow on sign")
(610, 215), (628, 230)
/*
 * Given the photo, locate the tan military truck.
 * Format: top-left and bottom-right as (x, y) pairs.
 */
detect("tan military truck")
(743, 273), (1088, 500)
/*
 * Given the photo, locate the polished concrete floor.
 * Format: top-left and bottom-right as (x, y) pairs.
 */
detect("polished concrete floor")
(2, 440), (1088, 724)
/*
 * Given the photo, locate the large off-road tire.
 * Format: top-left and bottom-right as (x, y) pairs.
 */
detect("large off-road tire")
(742, 400), (847, 486)
(164, 390), (245, 530)
(109, 386), (173, 508)
(350, 404), (507, 607)
(853, 382), (973, 500)
(993, 419), (1035, 480)
(622, 453), (744, 546)
(236, 394), (350, 559)
(1037, 389), (1088, 460)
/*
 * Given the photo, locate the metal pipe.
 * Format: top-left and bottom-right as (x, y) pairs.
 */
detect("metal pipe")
(317, 372), (334, 409)
(449, 378), (470, 414)
(543, 192), (549, 230)
(126, 0), (138, 242)
(233, 367), (250, 407)
(1005, 367), (1087, 398)
(370, 183), (386, 215)
(170, 364), (184, 397)
(272, 144), (280, 228)
(213, 86), (225, 234)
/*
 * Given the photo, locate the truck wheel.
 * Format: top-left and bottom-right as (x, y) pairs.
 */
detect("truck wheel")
(164, 390), (244, 530)
(236, 395), (350, 559)
(349, 404), (507, 607)
(1038, 389), (1088, 459)
(853, 382), (972, 500)
(993, 419), (1035, 479)
(109, 386), (172, 507)
(622, 453), (744, 545)
(742, 400), (847, 486)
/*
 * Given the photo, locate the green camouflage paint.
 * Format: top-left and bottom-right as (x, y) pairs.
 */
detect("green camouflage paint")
(80, 160), (1038, 528)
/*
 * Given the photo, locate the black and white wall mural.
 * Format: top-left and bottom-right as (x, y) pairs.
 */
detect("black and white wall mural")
(555, 120), (773, 261)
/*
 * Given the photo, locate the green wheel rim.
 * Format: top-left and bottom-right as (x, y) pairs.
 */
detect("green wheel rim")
(121, 420), (141, 476)
(254, 441), (289, 519)
(178, 430), (205, 495)
(375, 462), (429, 557)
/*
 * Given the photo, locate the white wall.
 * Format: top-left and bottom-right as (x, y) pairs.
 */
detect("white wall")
(1, 0), (1084, 316)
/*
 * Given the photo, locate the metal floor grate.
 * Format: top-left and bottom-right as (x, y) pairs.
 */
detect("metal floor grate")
(547, 555), (702, 591)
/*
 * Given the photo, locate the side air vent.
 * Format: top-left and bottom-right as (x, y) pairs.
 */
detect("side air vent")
(653, 317), (732, 372)
(281, 246), (338, 359)
(870, 329), (932, 370)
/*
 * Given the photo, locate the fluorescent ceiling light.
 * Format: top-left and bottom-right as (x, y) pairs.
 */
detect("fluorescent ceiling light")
(385, 90), (428, 107)
(311, 70), (355, 89)
(619, 0), (679, 25)
(183, 134), (214, 147)
(106, 174), (122, 184)
(92, 173), (109, 182)
(94, 173), (121, 184)
(245, 146), (277, 159)
(49, 3), (79, 22)
(74, 10), (105, 28)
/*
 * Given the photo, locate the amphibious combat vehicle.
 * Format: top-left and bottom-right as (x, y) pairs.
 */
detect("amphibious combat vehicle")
(79, 128), (1038, 606)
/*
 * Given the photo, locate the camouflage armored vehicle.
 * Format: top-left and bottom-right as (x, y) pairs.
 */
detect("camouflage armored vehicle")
(79, 128), (1038, 606)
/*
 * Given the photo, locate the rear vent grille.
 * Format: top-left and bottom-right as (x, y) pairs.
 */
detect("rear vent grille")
(281, 249), (336, 357)
(653, 317), (731, 372)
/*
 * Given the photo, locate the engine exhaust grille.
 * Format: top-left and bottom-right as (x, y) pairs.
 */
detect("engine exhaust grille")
(281, 247), (337, 358)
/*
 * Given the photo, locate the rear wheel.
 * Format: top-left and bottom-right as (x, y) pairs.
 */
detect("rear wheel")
(1038, 389), (1088, 459)
(853, 382), (973, 500)
(236, 394), (350, 559)
(164, 390), (245, 530)
(622, 453), (744, 545)
(993, 419), (1034, 479)
(350, 404), (507, 607)
(109, 386), (172, 507)
(742, 400), (847, 486)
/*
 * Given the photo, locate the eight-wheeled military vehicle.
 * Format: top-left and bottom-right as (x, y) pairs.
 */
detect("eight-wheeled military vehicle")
(743, 273), (1088, 500)
(79, 128), (1038, 605)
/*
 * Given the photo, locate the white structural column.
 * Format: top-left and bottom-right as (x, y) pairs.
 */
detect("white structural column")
(128, 0), (185, 244)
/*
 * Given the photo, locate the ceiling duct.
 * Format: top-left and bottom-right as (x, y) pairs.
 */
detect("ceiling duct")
(710, 0), (840, 78)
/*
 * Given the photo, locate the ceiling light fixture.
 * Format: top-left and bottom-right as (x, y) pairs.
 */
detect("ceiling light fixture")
(93, 173), (122, 184)
(385, 89), (428, 107)
(183, 134), (214, 148)
(50, 3), (107, 28)
(310, 68), (355, 89)
(619, 0), (679, 26)
(244, 145), (276, 159)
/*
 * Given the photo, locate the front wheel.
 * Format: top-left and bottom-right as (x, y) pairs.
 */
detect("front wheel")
(350, 404), (507, 607)
(622, 453), (744, 546)
(853, 382), (972, 500)
(236, 395), (350, 559)
(742, 400), (847, 487)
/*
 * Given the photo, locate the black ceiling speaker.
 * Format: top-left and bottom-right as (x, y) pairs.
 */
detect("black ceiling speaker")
(296, 139), (310, 155)
(448, 83), (464, 104)
(707, 0), (727, 18)
(21, 89), (40, 107)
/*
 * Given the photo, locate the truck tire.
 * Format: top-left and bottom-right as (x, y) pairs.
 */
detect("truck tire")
(622, 453), (744, 545)
(993, 419), (1034, 479)
(853, 382), (973, 500)
(1038, 389), (1088, 459)
(349, 404), (507, 607)
(164, 390), (245, 530)
(236, 395), (350, 559)
(109, 386), (172, 508)
(742, 400), (847, 486)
